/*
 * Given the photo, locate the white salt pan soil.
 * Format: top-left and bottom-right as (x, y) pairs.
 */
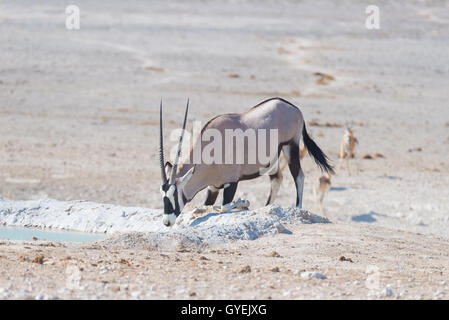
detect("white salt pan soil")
(0, 198), (328, 249)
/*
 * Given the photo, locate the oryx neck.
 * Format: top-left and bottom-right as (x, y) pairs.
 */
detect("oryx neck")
(177, 162), (194, 178)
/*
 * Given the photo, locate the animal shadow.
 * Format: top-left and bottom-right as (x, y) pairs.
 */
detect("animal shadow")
(330, 187), (347, 191)
(351, 211), (384, 223)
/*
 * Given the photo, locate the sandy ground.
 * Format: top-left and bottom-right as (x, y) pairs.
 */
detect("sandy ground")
(1, 223), (448, 300)
(0, 0), (449, 299)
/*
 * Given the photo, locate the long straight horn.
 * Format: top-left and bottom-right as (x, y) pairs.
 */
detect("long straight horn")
(169, 99), (189, 185)
(159, 100), (168, 184)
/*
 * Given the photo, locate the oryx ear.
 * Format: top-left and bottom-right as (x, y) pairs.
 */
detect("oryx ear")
(178, 166), (195, 189)
(165, 161), (173, 177)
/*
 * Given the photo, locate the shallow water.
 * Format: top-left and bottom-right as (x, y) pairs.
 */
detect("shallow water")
(0, 226), (106, 242)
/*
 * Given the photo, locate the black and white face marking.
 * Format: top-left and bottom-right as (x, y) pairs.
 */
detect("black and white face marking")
(159, 166), (195, 227)
(159, 99), (190, 227)
(160, 182), (183, 227)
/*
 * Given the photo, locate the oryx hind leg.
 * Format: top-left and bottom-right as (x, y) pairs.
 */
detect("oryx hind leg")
(266, 169), (283, 206)
(204, 186), (220, 206)
(282, 142), (304, 208)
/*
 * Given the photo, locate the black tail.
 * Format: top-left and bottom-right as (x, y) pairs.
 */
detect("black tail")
(302, 124), (335, 174)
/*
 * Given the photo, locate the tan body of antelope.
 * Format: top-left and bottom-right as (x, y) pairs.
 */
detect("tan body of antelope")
(338, 128), (359, 174)
(313, 174), (331, 215)
(159, 98), (334, 226)
(300, 141), (307, 160)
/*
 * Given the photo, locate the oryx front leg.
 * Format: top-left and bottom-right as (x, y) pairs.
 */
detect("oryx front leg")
(204, 185), (220, 206)
(222, 182), (238, 205)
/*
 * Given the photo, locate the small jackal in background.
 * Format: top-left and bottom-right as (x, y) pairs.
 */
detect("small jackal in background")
(313, 174), (331, 215)
(338, 128), (359, 174)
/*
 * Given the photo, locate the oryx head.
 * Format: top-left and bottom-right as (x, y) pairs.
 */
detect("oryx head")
(159, 100), (195, 227)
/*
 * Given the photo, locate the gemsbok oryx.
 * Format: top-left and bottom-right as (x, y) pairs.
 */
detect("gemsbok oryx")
(159, 97), (334, 226)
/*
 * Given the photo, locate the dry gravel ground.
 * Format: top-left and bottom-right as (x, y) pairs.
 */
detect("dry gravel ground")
(1, 0), (449, 299)
(1, 223), (448, 300)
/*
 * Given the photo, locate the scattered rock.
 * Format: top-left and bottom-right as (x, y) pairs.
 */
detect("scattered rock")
(199, 256), (208, 261)
(339, 256), (353, 263)
(239, 265), (251, 273)
(313, 72), (335, 85)
(228, 74), (240, 78)
(176, 244), (189, 253)
(381, 287), (394, 297)
(277, 47), (292, 55)
(274, 223), (289, 234)
(269, 251), (281, 258)
(119, 259), (131, 266)
(308, 119), (343, 128)
(32, 255), (44, 264)
(32, 236), (38, 241)
(100, 266), (110, 274)
(192, 208), (206, 216)
(145, 66), (164, 72)
(374, 153), (385, 158)
(363, 154), (374, 159)
(270, 267), (280, 272)
(189, 292), (197, 297)
(299, 271), (327, 280)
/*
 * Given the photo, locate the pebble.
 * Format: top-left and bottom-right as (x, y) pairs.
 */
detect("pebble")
(381, 287), (394, 297)
(100, 266), (110, 274)
(0, 288), (10, 298)
(131, 291), (142, 299)
(239, 265), (251, 273)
